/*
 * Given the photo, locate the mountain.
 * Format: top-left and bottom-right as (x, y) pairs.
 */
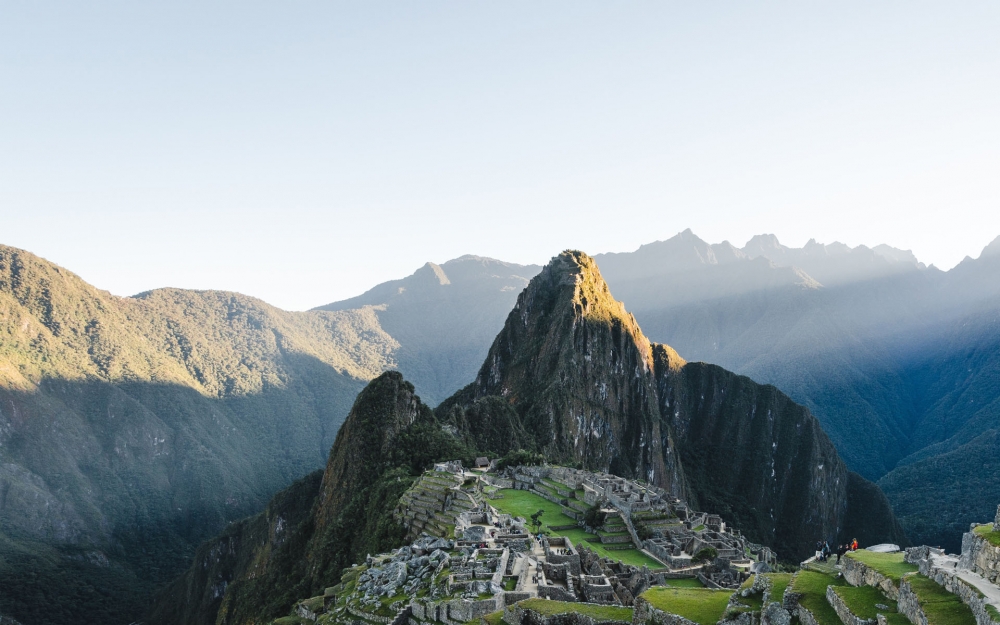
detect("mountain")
(0, 244), (396, 624)
(305, 230), (1000, 551)
(154, 251), (904, 625)
(314, 255), (541, 406)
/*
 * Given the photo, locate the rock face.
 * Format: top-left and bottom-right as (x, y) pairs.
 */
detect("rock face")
(994, 505), (1000, 532)
(443, 251), (905, 558)
(959, 531), (1000, 585)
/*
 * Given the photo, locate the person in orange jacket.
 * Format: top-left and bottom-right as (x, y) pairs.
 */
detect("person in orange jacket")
(851, 538), (859, 551)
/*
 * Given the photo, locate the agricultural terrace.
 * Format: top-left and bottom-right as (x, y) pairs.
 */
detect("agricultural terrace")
(488, 489), (662, 568)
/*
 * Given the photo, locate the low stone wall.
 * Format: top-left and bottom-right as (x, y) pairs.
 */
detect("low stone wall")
(797, 605), (821, 625)
(632, 596), (700, 625)
(842, 554), (901, 600)
(827, 586), (877, 625)
(538, 585), (578, 602)
(897, 577), (927, 625)
(959, 531), (1000, 585)
(504, 602), (632, 625)
(761, 603), (792, 625)
(920, 563), (1000, 625)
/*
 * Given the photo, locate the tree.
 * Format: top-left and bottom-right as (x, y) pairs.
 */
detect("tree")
(693, 547), (718, 563)
(584, 503), (607, 529)
(530, 509), (545, 534)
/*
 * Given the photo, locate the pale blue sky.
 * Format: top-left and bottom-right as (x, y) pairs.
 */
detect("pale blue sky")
(2, 2), (998, 310)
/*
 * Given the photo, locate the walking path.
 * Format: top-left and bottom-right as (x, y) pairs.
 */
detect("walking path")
(928, 551), (1000, 611)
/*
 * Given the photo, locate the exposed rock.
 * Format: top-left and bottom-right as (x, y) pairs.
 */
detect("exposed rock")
(842, 553), (902, 600)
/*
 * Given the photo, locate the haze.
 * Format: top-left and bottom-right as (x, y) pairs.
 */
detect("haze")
(2, 2), (999, 311)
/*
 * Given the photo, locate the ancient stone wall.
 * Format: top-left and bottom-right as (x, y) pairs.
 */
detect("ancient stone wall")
(842, 554), (901, 600)
(959, 530), (1000, 585)
(897, 577), (928, 625)
(826, 586), (877, 625)
(632, 596), (699, 625)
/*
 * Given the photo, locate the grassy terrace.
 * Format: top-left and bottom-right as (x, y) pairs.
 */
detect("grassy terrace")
(517, 599), (634, 622)
(845, 550), (918, 582)
(832, 585), (897, 620)
(640, 587), (734, 625)
(906, 575), (977, 625)
(791, 570), (846, 625)
(764, 573), (793, 602)
(974, 524), (1000, 548)
(662, 578), (705, 588)
(489, 489), (662, 568)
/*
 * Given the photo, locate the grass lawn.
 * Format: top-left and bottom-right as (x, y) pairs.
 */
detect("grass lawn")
(845, 551), (918, 582)
(974, 524), (1000, 548)
(489, 489), (662, 568)
(482, 610), (511, 625)
(518, 599), (633, 622)
(662, 578), (705, 588)
(764, 573), (793, 603)
(906, 575), (977, 625)
(791, 570), (846, 625)
(640, 587), (734, 625)
(832, 585), (896, 620)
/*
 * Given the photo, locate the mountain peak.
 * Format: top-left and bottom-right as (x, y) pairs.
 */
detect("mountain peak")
(981, 235), (1000, 258)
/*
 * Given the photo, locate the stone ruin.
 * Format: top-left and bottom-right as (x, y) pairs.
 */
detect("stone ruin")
(994, 503), (1000, 532)
(355, 535), (455, 608)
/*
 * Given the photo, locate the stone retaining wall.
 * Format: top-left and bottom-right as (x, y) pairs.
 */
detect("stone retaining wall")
(897, 577), (927, 625)
(827, 585), (877, 625)
(843, 554), (901, 600)
(632, 596), (699, 625)
(959, 531), (1000, 585)
(504, 602), (632, 625)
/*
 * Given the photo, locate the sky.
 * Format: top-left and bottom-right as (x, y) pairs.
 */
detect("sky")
(2, 2), (999, 311)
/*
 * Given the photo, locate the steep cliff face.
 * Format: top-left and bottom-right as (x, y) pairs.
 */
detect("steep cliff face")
(463, 251), (686, 493)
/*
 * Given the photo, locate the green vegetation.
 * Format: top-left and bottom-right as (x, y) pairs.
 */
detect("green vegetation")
(832, 585), (896, 620)
(584, 502), (608, 528)
(483, 610), (510, 625)
(488, 489), (661, 567)
(845, 550), (918, 582)
(518, 598), (633, 622)
(791, 570), (846, 625)
(905, 575), (977, 625)
(693, 547), (718, 563)
(662, 577), (705, 588)
(973, 524), (1000, 548)
(640, 587), (734, 625)
(764, 573), (793, 603)
(495, 449), (545, 470)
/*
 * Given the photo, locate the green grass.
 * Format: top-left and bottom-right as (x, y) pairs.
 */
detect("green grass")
(985, 605), (1000, 622)
(692, 525), (706, 532)
(489, 490), (661, 568)
(845, 550), (918, 582)
(662, 578), (705, 588)
(482, 611), (510, 625)
(503, 577), (517, 591)
(906, 575), (977, 625)
(764, 573), (793, 603)
(974, 524), (1000, 548)
(832, 585), (895, 620)
(640, 587), (734, 625)
(517, 599), (633, 622)
(791, 570), (846, 625)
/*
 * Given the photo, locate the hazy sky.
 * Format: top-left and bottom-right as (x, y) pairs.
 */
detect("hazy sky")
(3, 2), (999, 310)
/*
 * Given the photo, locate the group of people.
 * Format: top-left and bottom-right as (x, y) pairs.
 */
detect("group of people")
(816, 538), (859, 563)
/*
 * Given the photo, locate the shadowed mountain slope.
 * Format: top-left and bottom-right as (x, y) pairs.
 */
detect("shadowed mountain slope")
(0, 244), (396, 624)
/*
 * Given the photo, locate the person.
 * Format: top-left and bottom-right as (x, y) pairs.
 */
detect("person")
(851, 538), (859, 551)
(836, 544), (848, 564)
